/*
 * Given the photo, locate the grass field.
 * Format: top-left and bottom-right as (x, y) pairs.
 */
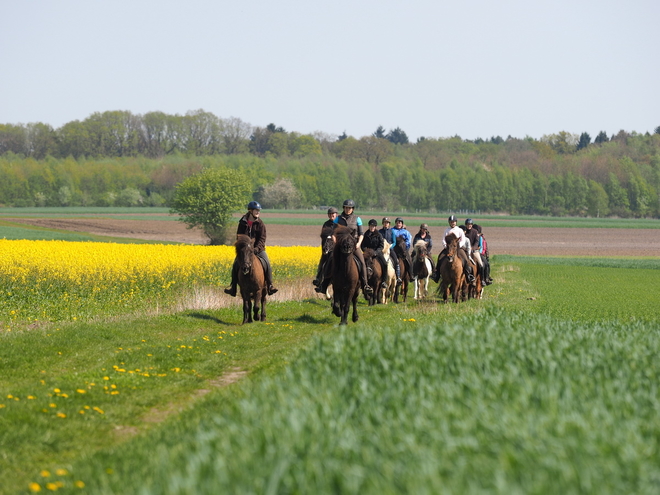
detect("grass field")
(2, 206), (660, 229)
(2, 241), (660, 493)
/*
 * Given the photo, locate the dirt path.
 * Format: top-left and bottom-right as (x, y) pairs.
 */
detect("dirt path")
(6, 217), (660, 257)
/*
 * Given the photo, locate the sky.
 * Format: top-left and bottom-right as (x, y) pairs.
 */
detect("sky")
(1, 0), (658, 142)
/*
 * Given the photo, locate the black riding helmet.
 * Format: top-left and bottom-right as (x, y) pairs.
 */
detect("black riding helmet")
(395, 217), (404, 224)
(465, 218), (473, 225)
(327, 206), (338, 214)
(448, 215), (457, 223)
(248, 201), (262, 210)
(343, 199), (355, 208)
(368, 219), (378, 227)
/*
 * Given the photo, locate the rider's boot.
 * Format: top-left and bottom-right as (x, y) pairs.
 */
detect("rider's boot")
(315, 277), (329, 294)
(268, 284), (278, 295)
(224, 284), (237, 297)
(395, 263), (402, 285)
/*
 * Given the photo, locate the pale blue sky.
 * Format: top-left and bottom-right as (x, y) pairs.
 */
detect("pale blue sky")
(1, 0), (658, 141)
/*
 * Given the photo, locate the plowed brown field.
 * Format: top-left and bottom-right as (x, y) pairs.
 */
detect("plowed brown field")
(6, 214), (660, 257)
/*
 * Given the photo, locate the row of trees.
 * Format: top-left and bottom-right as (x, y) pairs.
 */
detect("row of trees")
(0, 110), (659, 217)
(1, 129), (659, 217)
(2, 109), (659, 161)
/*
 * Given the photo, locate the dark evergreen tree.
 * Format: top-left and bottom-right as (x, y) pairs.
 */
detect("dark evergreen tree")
(654, 125), (660, 135)
(373, 126), (386, 139)
(576, 132), (591, 151)
(386, 127), (409, 145)
(337, 131), (348, 141)
(594, 131), (609, 144)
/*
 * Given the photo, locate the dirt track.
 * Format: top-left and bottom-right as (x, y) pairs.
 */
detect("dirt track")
(6, 215), (660, 257)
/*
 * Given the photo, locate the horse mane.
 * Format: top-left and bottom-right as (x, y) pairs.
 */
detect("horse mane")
(414, 239), (427, 253)
(320, 225), (334, 238)
(333, 225), (353, 241)
(362, 247), (376, 260)
(444, 232), (458, 246)
(235, 234), (252, 249)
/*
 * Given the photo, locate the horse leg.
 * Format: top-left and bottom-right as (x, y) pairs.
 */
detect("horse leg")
(259, 289), (267, 321)
(242, 298), (252, 324)
(352, 292), (359, 322)
(253, 293), (260, 321)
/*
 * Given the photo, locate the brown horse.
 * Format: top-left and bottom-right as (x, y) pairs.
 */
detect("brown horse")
(235, 234), (267, 323)
(439, 233), (465, 303)
(466, 255), (484, 300)
(411, 240), (432, 300)
(393, 235), (410, 303)
(330, 226), (361, 325)
(362, 247), (382, 306)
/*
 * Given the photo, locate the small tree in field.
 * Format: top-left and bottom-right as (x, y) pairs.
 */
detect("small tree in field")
(170, 168), (251, 245)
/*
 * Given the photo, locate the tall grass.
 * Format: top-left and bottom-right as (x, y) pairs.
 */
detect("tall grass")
(63, 310), (660, 494)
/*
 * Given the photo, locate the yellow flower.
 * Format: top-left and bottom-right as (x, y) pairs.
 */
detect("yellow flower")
(74, 481), (85, 488)
(76, 389), (86, 394)
(40, 470), (51, 478)
(56, 412), (66, 418)
(28, 482), (42, 492)
(55, 469), (68, 476)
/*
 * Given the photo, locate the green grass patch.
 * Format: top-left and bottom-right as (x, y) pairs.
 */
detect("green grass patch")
(2, 256), (660, 493)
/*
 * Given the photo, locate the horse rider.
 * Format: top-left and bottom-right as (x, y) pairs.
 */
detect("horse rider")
(224, 201), (278, 297)
(312, 206), (339, 287)
(430, 215), (475, 284)
(315, 199), (374, 297)
(411, 223), (436, 274)
(470, 221), (494, 285)
(379, 217), (403, 284)
(362, 218), (390, 289)
(391, 217), (413, 275)
(460, 218), (491, 285)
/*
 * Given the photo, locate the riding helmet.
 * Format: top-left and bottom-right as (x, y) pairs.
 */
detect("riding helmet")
(382, 217), (390, 224)
(247, 201), (262, 210)
(395, 217), (404, 224)
(327, 206), (339, 214)
(368, 219), (378, 227)
(343, 199), (356, 208)
(420, 223), (429, 231)
(465, 218), (473, 225)
(448, 215), (457, 223)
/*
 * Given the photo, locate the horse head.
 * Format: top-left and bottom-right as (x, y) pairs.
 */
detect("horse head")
(414, 239), (427, 258)
(394, 235), (407, 256)
(444, 233), (459, 263)
(334, 226), (355, 256)
(235, 234), (254, 275)
(320, 225), (335, 255)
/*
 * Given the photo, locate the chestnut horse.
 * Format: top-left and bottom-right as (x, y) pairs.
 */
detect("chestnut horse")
(393, 235), (410, 303)
(330, 226), (360, 325)
(235, 234), (267, 323)
(466, 255), (484, 300)
(411, 239), (432, 300)
(439, 233), (465, 303)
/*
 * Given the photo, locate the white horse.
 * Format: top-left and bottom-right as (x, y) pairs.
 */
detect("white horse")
(380, 239), (397, 304)
(412, 239), (432, 300)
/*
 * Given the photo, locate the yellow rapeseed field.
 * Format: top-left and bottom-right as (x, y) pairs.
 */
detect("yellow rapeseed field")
(0, 240), (319, 327)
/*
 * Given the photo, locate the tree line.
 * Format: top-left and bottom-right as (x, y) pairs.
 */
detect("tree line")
(0, 110), (659, 217)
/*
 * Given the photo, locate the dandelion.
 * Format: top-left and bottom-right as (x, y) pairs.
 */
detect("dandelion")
(40, 470), (51, 478)
(28, 482), (42, 492)
(74, 481), (85, 488)
(56, 412), (66, 418)
(55, 469), (68, 476)
(76, 389), (86, 394)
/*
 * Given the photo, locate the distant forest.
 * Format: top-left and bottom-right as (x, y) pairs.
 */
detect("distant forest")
(1, 110), (660, 217)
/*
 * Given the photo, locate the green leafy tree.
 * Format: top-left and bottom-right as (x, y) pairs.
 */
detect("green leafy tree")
(170, 168), (251, 245)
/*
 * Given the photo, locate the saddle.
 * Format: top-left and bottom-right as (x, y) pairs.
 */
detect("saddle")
(352, 253), (363, 273)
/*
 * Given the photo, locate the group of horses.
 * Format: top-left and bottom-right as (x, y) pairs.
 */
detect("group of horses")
(231, 227), (486, 326)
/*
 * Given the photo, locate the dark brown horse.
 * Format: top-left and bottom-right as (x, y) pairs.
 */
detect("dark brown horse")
(362, 247), (382, 306)
(330, 226), (360, 325)
(314, 225), (335, 300)
(439, 233), (465, 303)
(393, 235), (410, 303)
(235, 234), (267, 323)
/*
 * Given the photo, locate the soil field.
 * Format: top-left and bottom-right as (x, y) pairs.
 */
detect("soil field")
(6, 214), (660, 257)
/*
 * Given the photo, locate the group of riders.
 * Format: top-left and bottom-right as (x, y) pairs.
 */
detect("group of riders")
(223, 199), (493, 299)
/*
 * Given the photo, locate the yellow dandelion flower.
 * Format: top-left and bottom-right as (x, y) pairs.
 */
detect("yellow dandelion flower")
(55, 469), (68, 476)
(74, 481), (85, 488)
(76, 389), (86, 394)
(28, 482), (42, 492)
(56, 412), (66, 418)
(40, 470), (51, 478)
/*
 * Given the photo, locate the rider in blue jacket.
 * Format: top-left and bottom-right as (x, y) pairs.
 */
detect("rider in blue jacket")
(391, 217), (413, 277)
